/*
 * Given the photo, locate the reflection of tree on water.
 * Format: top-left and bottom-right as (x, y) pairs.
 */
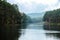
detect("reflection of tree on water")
(43, 9), (60, 40)
(46, 33), (60, 38)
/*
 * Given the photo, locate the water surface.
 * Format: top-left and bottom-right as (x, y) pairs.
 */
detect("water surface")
(19, 22), (60, 40)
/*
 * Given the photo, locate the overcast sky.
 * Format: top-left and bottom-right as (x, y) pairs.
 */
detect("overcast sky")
(7, 0), (60, 13)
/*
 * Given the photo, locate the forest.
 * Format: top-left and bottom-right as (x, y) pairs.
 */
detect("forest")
(0, 0), (31, 40)
(43, 8), (60, 31)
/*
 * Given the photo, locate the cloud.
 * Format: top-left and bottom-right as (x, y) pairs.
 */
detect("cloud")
(15, 0), (58, 5)
(7, 0), (60, 13)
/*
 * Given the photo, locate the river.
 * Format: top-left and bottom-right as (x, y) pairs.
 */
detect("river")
(19, 22), (60, 40)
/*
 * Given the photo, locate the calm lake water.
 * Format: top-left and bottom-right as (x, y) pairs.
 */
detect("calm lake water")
(19, 22), (60, 40)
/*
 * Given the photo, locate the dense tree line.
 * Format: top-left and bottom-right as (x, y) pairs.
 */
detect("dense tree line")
(43, 9), (60, 22)
(20, 13), (32, 29)
(43, 9), (60, 30)
(0, 0), (29, 40)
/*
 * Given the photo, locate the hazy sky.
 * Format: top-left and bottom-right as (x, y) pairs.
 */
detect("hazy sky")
(7, 0), (60, 13)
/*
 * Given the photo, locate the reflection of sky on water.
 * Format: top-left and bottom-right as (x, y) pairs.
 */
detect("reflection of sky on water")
(19, 29), (60, 40)
(19, 29), (46, 40)
(19, 23), (60, 40)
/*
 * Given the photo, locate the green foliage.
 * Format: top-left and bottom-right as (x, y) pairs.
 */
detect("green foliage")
(0, 1), (24, 40)
(20, 13), (30, 29)
(43, 8), (60, 30)
(0, 0), (7, 2)
(43, 9), (60, 22)
(12, 4), (19, 11)
(0, 1), (30, 40)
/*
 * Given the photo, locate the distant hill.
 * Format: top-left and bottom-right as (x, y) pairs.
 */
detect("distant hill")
(31, 17), (43, 23)
(26, 12), (45, 18)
